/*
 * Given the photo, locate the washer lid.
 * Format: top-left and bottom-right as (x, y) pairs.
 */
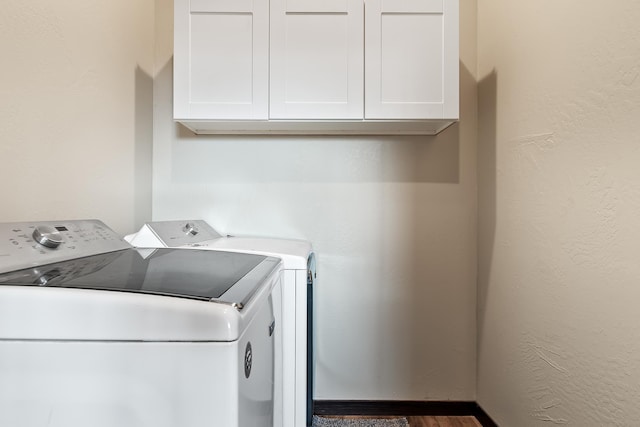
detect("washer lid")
(188, 237), (313, 270)
(0, 248), (273, 306)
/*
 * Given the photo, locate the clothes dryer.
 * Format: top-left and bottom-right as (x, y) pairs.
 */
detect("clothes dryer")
(126, 220), (316, 427)
(0, 220), (280, 427)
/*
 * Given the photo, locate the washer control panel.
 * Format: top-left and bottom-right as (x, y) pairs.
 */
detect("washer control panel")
(0, 220), (130, 274)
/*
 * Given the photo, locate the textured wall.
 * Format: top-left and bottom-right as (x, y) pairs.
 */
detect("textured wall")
(0, 1), (154, 234)
(153, 0), (478, 400)
(477, 0), (640, 425)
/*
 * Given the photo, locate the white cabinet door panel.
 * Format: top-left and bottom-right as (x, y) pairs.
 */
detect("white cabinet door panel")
(365, 0), (458, 120)
(175, 0), (459, 133)
(174, 0), (268, 120)
(270, 0), (363, 119)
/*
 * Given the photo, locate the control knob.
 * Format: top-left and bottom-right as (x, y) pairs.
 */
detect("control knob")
(32, 225), (64, 249)
(183, 222), (199, 236)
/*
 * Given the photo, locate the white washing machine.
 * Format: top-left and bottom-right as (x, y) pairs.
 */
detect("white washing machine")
(126, 220), (316, 427)
(0, 220), (281, 427)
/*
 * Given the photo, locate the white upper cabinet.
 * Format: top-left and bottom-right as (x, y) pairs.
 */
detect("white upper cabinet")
(270, 0), (364, 119)
(173, 0), (268, 120)
(174, 0), (459, 134)
(365, 0), (458, 120)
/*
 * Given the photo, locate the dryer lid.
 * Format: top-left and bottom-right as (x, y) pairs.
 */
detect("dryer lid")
(0, 248), (275, 306)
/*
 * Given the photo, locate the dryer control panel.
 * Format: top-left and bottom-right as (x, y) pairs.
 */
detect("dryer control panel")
(126, 220), (221, 248)
(0, 220), (130, 274)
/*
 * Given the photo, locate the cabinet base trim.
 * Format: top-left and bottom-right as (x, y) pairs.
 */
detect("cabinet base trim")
(176, 119), (457, 136)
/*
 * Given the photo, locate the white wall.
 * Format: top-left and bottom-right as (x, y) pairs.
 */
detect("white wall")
(153, 0), (478, 400)
(0, 1), (154, 234)
(477, 0), (640, 425)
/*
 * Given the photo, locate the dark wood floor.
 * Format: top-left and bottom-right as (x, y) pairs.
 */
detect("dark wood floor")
(406, 416), (482, 427)
(323, 415), (482, 427)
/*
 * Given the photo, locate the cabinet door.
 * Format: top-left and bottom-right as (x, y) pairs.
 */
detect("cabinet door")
(365, 0), (458, 120)
(174, 0), (268, 120)
(270, 0), (364, 119)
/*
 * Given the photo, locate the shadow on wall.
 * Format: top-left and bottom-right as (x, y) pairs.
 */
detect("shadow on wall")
(173, 128), (460, 185)
(134, 66), (153, 231)
(477, 70), (497, 355)
(379, 60), (478, 398)
(162, 59), (461, 185)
